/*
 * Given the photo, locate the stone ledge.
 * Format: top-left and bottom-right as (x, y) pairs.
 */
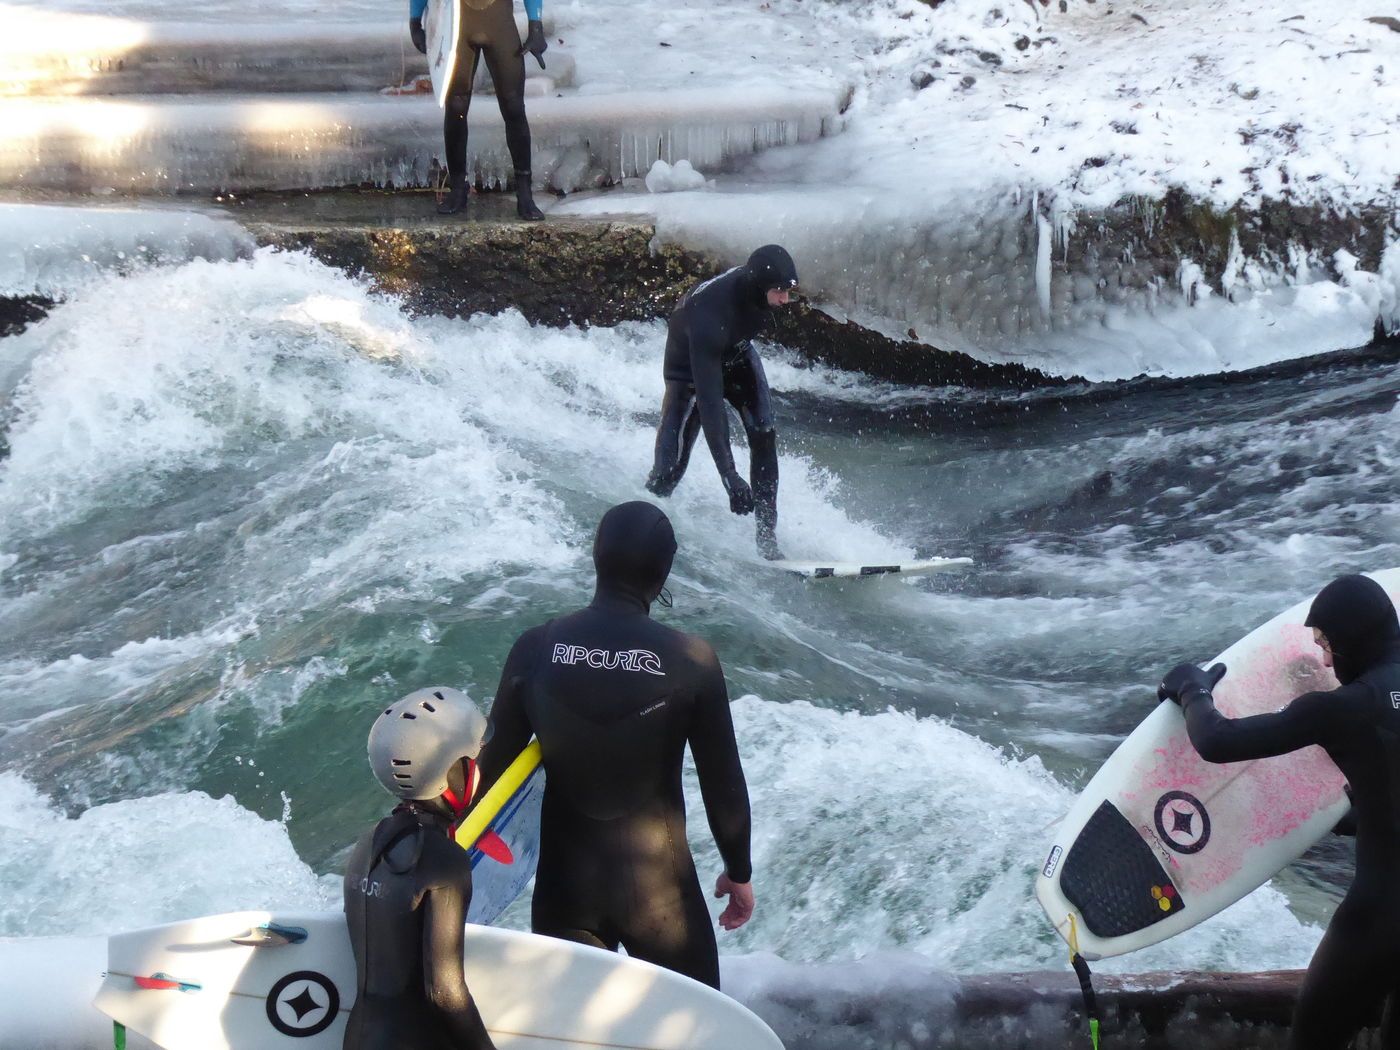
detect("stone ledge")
(0, 85), (846, 195)
(236, 190), (1052, 389)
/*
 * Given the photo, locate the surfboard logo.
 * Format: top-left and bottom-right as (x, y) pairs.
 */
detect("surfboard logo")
(551, 644), (665, 676)
(1042, 844), (1062, 879)
(1153, 791), (1212, 855)
(266, 971), (339, 1038)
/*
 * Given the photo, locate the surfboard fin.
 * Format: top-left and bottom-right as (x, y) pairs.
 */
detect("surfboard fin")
(231, 923), (309, 947)
(135, 973), (202, 993)
(476, 829), (515, 865)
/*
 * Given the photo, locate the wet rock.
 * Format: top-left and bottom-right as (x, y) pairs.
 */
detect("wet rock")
(239, 190), (1052, 389)
(0, 294), (53, 338)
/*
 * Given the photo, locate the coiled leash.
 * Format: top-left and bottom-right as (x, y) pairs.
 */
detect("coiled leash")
(1068, 913), (1101, 1050)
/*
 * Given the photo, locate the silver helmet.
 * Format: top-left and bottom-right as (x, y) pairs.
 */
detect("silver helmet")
(367, 686), (491, 801)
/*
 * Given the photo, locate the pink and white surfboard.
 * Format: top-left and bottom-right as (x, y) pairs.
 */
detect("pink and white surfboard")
(1036, 568), (1400, 960)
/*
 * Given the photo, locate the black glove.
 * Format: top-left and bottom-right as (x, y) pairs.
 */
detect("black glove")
(722, 471), (755, 515)
(410, 16), (427, 54)
(519, 19), (548, 68)
(1157, 662), (1227, 705)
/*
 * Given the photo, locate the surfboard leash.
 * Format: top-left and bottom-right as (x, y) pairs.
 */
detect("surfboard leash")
(1067, 913), (1102, 1050)
(112, 1021), (126, 1050)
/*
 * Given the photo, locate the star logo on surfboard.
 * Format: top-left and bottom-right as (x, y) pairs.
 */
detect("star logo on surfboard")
(266, 971), (339, 1037)
(1153, 791), (1211, 855)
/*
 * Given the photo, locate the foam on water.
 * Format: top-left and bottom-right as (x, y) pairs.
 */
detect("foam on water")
(0, 772), (336, 937)
(1, 244), (1384, 997)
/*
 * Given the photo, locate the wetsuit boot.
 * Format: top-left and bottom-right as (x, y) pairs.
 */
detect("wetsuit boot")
(751, 430), (782, 560)
(515, 170), (544, 221)
(437, 172), (470, 215)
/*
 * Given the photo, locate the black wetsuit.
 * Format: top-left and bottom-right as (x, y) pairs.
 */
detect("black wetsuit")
(646, 247), (798, 559)
(445, 2), (531, 186)
(343, 807), (495, 1050)
(1171, 575), (1400, 1050)
(477, 501), (752, 989)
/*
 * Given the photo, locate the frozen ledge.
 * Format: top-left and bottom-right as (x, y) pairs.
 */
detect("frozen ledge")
(728, 959), (1312, 1050)
(0, 85), (848, 194)
(0, 14), (555, 96)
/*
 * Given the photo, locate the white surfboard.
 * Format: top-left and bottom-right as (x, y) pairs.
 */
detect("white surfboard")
(772, 556), (972, 580)
(424, 0), (459, 107)
(94, 911), (783, 1050)
(1036, 568), (1400, 960)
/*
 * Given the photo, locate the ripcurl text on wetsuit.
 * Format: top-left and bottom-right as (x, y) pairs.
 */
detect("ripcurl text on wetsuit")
(344, 807), (495, 1050)
(476, 502), (752, 989)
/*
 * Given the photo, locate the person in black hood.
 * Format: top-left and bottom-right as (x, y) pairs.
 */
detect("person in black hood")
(475, 501), (754, 988)
(1158, 574), (1400, 1050)
(645, 245), (799, 561)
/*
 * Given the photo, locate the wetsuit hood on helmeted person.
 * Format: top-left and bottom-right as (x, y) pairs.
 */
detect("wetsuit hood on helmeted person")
(743, 244), (799, 309)
(1304, 574), (1400, 685)
(592, 501), (677, 612)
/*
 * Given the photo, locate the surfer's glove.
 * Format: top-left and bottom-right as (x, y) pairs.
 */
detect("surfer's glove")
(410, 16), (427, 54)
(1158, 662), (1227, 705)
(722, 470), (755, 515)
(520, 20), (548, 68)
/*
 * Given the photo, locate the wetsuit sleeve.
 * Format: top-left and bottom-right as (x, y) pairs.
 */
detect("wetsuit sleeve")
(687, 319), (737, 478)
(1182, 688), (1340, 764)
(687, 643), (753, 883)
(410, 0), (427, 18)
(422, 871), (495, 1050)
(476, 626), (544, 798)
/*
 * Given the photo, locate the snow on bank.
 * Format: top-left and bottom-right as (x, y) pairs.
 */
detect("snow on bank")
(0, 203), (252, 299)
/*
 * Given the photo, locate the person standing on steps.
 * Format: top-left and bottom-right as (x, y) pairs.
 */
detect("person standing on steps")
(344, 686), (497, 1050)
(475, 501), (756, 990)
(1158, 574), (1400, 1050)
(645, 245), (799, 561)
(408, 0), (546, 220)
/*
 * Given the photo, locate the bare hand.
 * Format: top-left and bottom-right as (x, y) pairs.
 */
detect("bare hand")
(714, 873), (754, 931)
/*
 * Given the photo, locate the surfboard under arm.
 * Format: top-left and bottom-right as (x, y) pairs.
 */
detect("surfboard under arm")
(456, 740), (542, 851)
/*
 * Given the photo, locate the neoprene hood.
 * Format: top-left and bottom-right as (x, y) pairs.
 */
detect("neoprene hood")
(745, 245), (798, 306)
(592, 501), (678, 609)
(1304, 574), (1400, 685)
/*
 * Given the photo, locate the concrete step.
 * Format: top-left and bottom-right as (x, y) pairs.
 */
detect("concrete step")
(0, 85), (846, 194)
(0, 11), (561, 96)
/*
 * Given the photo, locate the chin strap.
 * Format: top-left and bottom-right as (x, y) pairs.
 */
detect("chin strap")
(1067, 913), (1101, 1050)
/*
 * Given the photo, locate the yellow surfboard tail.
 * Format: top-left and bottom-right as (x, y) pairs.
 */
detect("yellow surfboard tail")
(456, 740), (543, 850)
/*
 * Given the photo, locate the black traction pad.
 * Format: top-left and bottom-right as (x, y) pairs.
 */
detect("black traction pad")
(1060, 800), (1185, 939)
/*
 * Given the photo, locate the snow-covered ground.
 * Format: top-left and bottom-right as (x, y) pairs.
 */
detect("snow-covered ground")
(5, 0), (1398, 376)
(12, 0), (1397, 209)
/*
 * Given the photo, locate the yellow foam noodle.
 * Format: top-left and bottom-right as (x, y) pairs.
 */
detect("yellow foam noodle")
(455, 740), (543, 850)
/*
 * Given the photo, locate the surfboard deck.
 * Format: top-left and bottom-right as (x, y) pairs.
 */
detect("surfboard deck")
(1036, 568), (1400, 960)
(94, 911), (783, 1050)
(772, 556), (972, 580)
(460, 742), (544, 926)
(424, 0), (459, 108)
